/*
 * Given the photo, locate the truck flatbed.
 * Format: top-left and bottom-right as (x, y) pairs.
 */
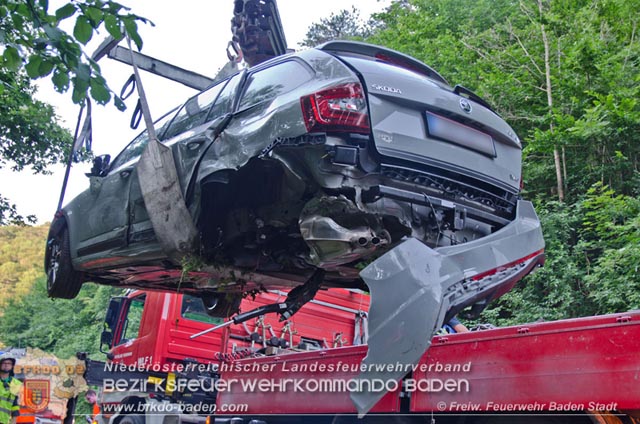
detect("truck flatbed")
(216, 311), (640, 417)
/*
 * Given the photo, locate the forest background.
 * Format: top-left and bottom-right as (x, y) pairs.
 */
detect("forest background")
(0, 0), (639, 359)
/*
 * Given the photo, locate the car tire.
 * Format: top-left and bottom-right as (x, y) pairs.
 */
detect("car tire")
(201, 293), (242, 318)
(46, 226), (84, 299)
(118, 415), (145, 424)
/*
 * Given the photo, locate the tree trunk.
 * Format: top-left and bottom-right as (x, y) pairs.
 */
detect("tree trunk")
(554, 148), (564, 200)
(538, 0), (564, 202)
(562, 146), (568, 195)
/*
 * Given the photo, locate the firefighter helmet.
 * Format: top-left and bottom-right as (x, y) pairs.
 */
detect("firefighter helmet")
(0, 356), (16, 367)
(0, 353), (17, 375)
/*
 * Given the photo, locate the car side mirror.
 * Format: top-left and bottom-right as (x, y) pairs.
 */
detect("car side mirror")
(86, 154), (111, 177)
(99, 296), (125, 354)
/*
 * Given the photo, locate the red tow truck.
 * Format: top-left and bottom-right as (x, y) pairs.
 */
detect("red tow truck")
(84, 289), (640, 424)
(83, 288), (370, 423)
(97, 289), (369, 368)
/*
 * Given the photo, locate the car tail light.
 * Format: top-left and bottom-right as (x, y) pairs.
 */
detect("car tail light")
(300, 82), (370, 134)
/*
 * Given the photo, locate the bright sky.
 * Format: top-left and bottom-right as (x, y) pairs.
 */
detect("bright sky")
(1, 0), (390, 224)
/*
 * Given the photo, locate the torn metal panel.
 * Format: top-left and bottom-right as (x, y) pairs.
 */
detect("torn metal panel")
(351, 200), (544, 416)
(351, 238), (459, 416)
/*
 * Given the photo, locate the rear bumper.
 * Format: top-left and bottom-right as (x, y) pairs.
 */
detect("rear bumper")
(436, 199), (545, 317)
(352, 199), (544, 415)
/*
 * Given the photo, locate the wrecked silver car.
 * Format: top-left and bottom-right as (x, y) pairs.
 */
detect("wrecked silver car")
(46, 40), (544, 325)
(47, 41), (544, 412)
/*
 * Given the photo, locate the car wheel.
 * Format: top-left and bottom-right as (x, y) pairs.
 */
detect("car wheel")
(46, 226), (84, 299)
(201, 293), (242, 318)
(118, 415), (145, 424)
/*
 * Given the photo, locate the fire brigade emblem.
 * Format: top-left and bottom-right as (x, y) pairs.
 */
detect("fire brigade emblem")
(24, 380), (50, 412)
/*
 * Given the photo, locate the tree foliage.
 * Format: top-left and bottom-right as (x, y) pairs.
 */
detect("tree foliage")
(0, 277), (118, 358)
(0, 224), (49, 303)
(301, 6), (373, 47)
(0, 224), (117, 357)
(365, 0), (640, 323)
(579, 184), (640, 313)
(0, 69), (73, 225)
(0, 0), (149, 107)
(0, 69), (72, 226)
(0, 0), (150, 224)
(0, 70), (72, 173)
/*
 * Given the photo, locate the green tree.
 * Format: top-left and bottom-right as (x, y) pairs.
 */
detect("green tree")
(0, 70), (72, 225)
(0, 224), (117, 357)
(578, 184), (640, 313)
(0, 224), (49, 303)
(301, 6), (372, 47)
(0, 0), (148, 106)
(0, 0), (150, 224)
(0, 277), (118, 358)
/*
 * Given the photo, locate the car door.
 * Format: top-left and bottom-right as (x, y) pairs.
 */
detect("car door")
(123, 110), (179, 245)
(126, 74), (243, 244)
(69, 149), (139, 260)
(70, 109), (178, 265)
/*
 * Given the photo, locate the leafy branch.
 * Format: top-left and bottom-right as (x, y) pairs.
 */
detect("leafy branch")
(0, 0), (151, 108)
